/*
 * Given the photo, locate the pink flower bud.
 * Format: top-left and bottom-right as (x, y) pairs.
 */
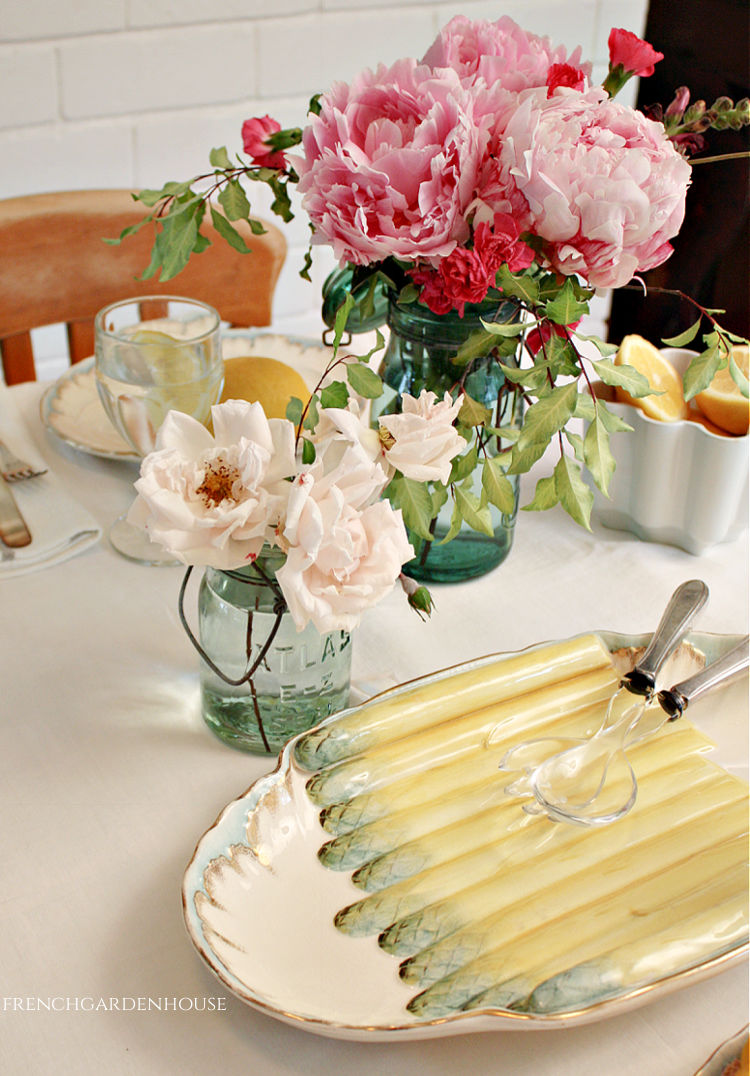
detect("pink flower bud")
(665, 86), (690, 118)
(241, 115), (287, 169)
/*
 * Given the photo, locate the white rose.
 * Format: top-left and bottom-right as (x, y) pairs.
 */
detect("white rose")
(378, 390), (465, 483)
(128, 399), (297, 569)
(276, 458), (414, 633)
(312, 400), (394, 488)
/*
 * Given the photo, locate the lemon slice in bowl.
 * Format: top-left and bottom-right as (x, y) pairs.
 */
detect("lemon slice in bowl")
(695, 344), (750, 436)
(614, 335), (688, 422)
(219, 355), (310, 419)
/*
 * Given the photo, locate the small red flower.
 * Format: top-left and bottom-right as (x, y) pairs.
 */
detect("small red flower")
(241, 115), (287, 169)
(607, 28), (664, 77)
(526, 319), (582, 356)
(546, 63), (586, 98)
(474, 213), (535, 275)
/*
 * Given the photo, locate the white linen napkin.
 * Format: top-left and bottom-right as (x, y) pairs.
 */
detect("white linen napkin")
(0, 388), (101, 578)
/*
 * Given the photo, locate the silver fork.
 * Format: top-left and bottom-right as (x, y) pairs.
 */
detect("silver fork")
(0, 438), (47, 483)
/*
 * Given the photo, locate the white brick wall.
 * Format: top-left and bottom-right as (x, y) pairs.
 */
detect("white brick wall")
(0, 0), (648, 377)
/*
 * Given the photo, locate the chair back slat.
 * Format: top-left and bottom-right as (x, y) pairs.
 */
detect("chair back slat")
(67, 321), (95, 365)
(1, 332), (35, 385)
(0, 190), (287, 383)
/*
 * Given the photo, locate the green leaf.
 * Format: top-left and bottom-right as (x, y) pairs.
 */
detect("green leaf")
(517, 382), (578, 450)
(481, 457), (516, 513)
(545, 278), (590, 325)
(683, 344), (722, 400)
(482, 424), (521, 442)
(320, 381), (350, 409)
(286, 397), (304, 425)
(661, 317), (703, 348)
(268, 176), (294, 222)
(453, 328), (497, 368)
(729, 350), (750, 399)
(388, 476), (435, 541)
(458, 393), (491, 427)
(103, 216), (152, 245)
(135, 181), (193, 207)
(596, 398), (633, 433)
(218, 178), (251, 221)
(397, 283), (420, 304)
(591, 358), (655, 398)
(347, 362), (383, 399)
(543, 333), (581, 377)
(158, 212), (198, 281)
(565, 428), (585, 464)
(193, 233), (211, 254)
(554, 455), (593, 530)
(332, 293), (354, 352)
(481, 318), (529, 338)
(449, 446), (478, 484)
(454, 485), (494, 537)
(573, 331), (618, 357)
(209, 146), (233, 170)
(301, 438), (316, 464)
(495, 265), (540, 304)
(248, 218), (267, 235)
(439, 500), (464, 545)
(583, 414), (616, 496)
(522, 474), (559, 512)
(507, 438), (549, 475)
(431, 484), (449, 517)
(302, 394), (320, 432)
(209, 206), (252, 254)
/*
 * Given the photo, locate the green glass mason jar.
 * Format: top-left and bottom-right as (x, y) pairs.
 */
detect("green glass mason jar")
(372, 297), (524, 584)
(182, 549), (353, 754)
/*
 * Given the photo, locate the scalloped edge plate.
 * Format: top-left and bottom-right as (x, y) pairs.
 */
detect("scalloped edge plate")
(40, 331), (334, 460)
(182, 630), (748, 1042)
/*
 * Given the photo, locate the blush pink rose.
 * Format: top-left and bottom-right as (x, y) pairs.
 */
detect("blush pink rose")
(423, 15), (590, 93)
(276, 464), (413, 633)
(241, 115), (286, 169)
(608, 28), (664, 77)
(495, 86), (691, 288)
(379, 390), (465, 484)
(294, 59), (483, 266)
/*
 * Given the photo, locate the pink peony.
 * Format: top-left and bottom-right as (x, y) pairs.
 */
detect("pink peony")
(495, 87), (691, 288)
(294, 59), (483, 267)
(608, 28), (663, 77)
(241, 115), (286, 169)
(423, 15), (590, 93)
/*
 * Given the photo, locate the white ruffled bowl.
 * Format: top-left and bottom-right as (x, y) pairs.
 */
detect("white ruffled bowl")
(590, 348), (748, 555)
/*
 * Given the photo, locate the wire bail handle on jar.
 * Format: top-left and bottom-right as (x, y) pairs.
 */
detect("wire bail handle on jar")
(177, 564), (287, 687)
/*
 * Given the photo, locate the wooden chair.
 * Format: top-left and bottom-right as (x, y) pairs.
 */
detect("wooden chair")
(0, 189), (287, 384)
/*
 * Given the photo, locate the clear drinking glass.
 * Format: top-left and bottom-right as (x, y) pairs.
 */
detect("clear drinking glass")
(94, 296), (223, 564)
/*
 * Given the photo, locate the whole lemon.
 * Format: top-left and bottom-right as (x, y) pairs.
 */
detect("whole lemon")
(219, 355), (309, 419)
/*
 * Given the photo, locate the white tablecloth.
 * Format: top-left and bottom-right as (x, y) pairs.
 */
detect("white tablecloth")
(1, 379), (747, 1076)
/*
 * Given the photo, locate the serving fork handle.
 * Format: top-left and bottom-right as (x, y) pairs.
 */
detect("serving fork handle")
(623, 580), (709, 696)
(657, 635), (750, 720)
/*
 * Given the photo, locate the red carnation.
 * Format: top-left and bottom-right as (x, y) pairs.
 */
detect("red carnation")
(546, 63), (586, 98)
(607, 28), (664, 78)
